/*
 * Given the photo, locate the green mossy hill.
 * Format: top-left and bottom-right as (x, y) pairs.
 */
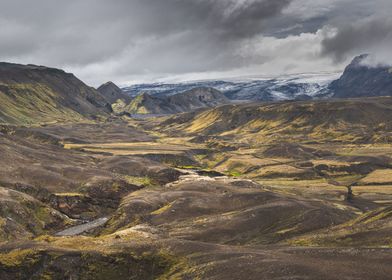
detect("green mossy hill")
(0, 63), (111, 125)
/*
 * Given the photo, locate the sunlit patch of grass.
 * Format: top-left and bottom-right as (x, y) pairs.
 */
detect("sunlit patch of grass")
(359, 169), (392, 185)
(151, 203), (174, 215)
(0, 249), (40, 267)
(122, 175), (153, 187)
(229, 171), (242, 177)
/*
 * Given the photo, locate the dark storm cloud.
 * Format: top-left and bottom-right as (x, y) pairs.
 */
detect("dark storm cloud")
(0, 0), (390, 84)
(0, 0), (291, 60)
(321, 18), (392, 62)
(0, 0), (295, 84)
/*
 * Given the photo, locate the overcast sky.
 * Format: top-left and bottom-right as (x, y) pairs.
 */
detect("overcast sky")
(0, 0), (391, 86)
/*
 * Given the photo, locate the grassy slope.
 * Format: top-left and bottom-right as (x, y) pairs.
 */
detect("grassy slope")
(161, 97), (392, 144)
(290, 206), (392, 247)
(0, 63), (110, 125)
(0, 83), (85, 124)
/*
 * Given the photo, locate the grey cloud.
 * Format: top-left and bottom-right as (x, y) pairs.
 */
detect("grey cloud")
(321, 18), (392, 62)
(0, 0), (292, 72)
(0, 0), (391, 85)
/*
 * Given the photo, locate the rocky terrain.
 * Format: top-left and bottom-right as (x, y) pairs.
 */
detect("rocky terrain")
(1, 62), (392, 279)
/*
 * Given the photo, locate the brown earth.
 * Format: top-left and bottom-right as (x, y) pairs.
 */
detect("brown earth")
(2, 98), (392, 279)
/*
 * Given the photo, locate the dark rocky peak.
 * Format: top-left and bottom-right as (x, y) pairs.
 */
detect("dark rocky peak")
(330, 55), (392, 98)
(97, 81), (132, 104)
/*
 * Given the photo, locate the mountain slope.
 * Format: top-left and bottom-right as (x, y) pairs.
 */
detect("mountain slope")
(161, 97), (392, 144)
(126, 87), (230, 114)
(290, 206), (392, 247)
(97, 81), (132, 104)
(125, 92), (174, 114)
(0, 63), (111, 125)
(167, 87), (230, 111)
(330, 55), (392, 98)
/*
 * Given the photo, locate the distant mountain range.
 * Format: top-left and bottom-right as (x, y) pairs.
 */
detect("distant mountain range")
(122, 72), (339, 102)
(1, 54), (392, 124)
(122, 55), (392, 103)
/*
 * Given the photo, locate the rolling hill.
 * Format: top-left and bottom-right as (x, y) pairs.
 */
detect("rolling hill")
(161, 97), (392, 144)
(290, 205), (392, 247)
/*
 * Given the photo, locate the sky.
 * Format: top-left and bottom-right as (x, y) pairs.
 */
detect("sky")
(0, 0), (391, 86)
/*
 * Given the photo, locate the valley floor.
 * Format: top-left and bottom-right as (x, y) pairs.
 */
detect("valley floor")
(1, 119), (392, 279)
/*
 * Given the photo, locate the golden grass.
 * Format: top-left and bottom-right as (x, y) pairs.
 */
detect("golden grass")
(53, 192), (84, 197)
(0, 249), (39, 267)
(0, 83), (88, 125)
(311, 159), (353, 166)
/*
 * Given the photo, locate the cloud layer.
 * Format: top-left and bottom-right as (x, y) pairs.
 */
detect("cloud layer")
(0, 0), (390, 86)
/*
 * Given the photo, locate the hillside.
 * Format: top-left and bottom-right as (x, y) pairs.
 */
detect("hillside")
(126, 87), (230, 114)
(290, 206), (392, 247)
(330, 55), (392, 98)
(161, 97), (392, 144)
(1, 98), (392, 279)
(0, 63), (111, 125)
(125, 92), (175, 114)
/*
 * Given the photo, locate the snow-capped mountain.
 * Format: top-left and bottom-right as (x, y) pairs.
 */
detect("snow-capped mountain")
(122, 72), (339, 101)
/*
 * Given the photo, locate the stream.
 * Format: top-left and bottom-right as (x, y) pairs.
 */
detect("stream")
(55, 217), (109, 236)
(54, 169), (228, 237)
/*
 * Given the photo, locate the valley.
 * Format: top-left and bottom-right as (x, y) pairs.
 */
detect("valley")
(2, 0), (392, 278)
(2, 98), (392, 278)
(1, 62), (392, 279)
